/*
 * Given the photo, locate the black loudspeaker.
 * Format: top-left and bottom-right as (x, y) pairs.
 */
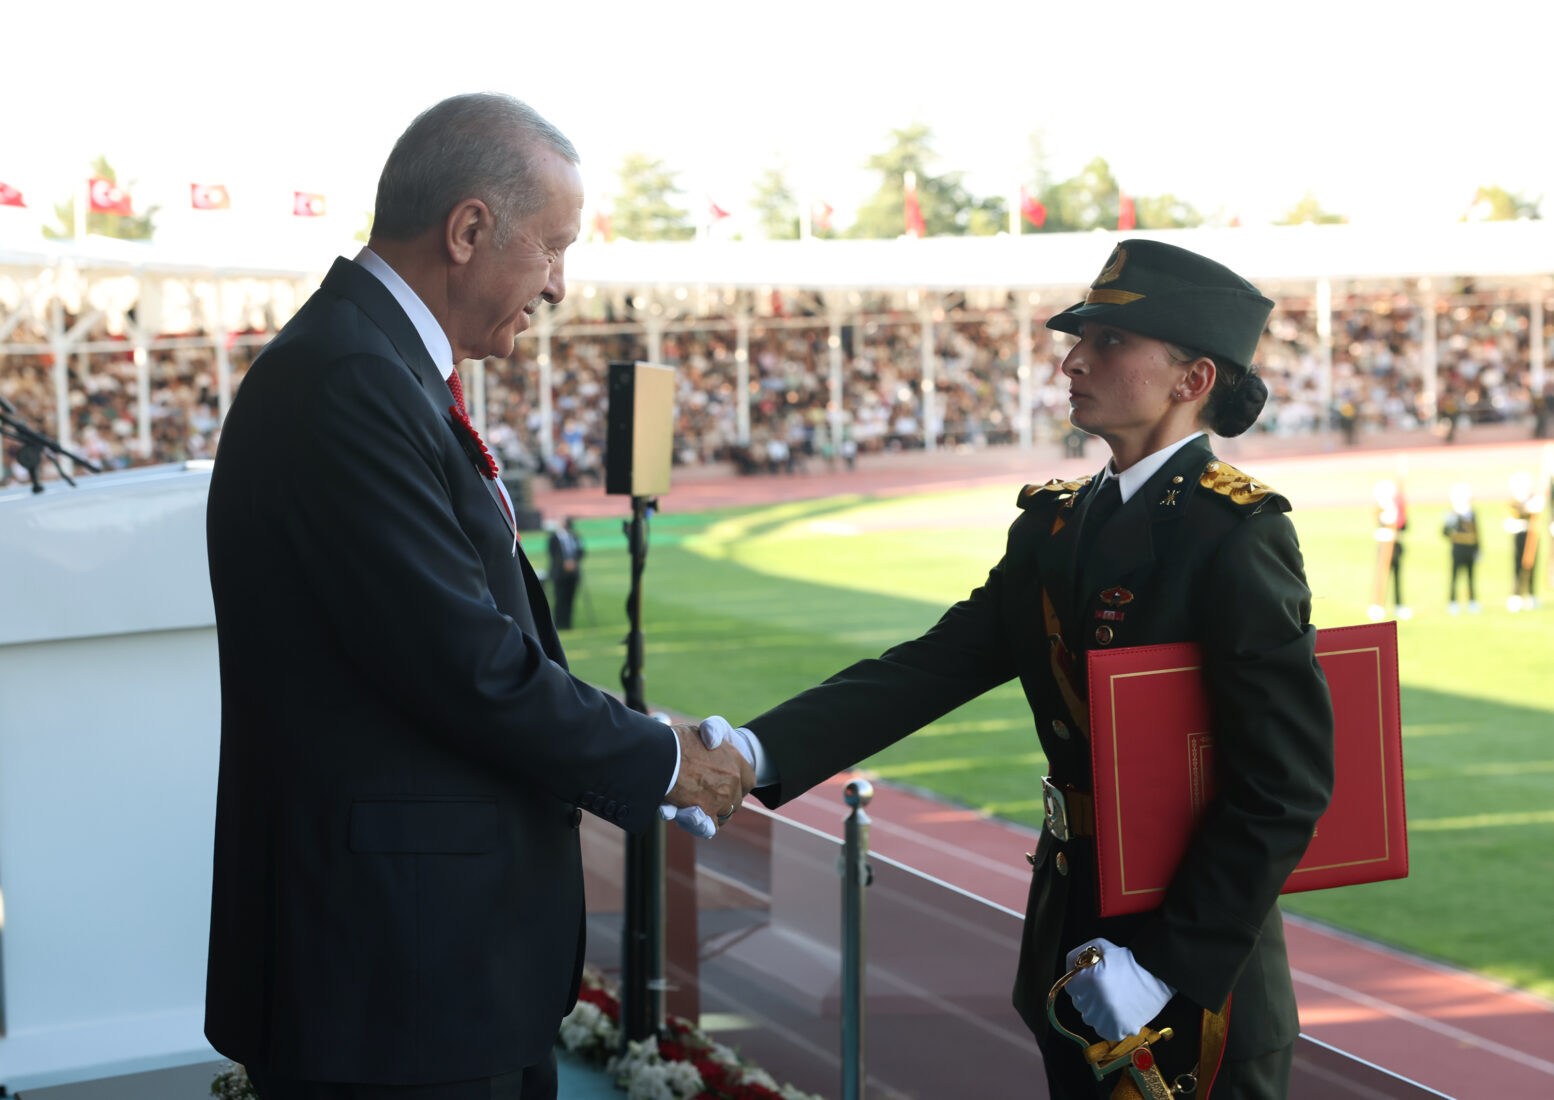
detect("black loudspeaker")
(606, 361), (675, 496)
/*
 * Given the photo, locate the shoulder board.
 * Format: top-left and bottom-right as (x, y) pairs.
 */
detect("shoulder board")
(1198, 460), (1289, 514)
(1017, 476), (1092, 510)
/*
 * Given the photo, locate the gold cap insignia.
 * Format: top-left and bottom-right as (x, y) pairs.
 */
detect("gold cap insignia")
(1095, 246), (1127, 286)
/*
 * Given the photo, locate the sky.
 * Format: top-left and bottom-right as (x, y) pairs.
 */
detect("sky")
(4, 0), (1553, 246)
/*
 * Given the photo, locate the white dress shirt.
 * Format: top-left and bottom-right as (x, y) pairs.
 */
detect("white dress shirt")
(1097, 431), (1205, 503)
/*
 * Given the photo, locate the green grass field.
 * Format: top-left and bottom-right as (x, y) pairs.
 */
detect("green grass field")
(543, 481), (1554, 998)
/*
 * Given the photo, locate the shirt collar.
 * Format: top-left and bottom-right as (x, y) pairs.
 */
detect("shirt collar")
(1098, 432), (1205, 504)
(354, 246), (455, 381)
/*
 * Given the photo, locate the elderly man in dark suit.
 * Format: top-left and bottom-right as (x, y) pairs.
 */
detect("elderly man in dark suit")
(204, 94), (750, 1100)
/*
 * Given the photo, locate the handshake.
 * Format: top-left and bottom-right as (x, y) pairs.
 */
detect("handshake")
(659, 716), (762, 838)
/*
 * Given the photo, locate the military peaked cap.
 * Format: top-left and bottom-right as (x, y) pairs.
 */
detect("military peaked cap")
(1046, 239), (1274, 371)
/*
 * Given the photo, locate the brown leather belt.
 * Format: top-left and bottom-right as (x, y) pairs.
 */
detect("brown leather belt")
(1042, 777), (1094, 841)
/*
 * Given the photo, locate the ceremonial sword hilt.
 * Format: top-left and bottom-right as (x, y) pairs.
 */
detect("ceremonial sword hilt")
(1046, 944), (1179, 1099)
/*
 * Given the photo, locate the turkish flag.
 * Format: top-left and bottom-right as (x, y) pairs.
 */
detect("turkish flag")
(708, 196), (731, 222)
(191, 183), (231, 210)
(293, 191), (327, 217)
(0, 181), (24, 208)
(88, 177), (133, 215)
(903, 171), (925, 238)
(591, 209), (613, 242)
(811, 200), (833, 232)
(1117, 190), (1136, 231)
(1019, 186), (1046, 229)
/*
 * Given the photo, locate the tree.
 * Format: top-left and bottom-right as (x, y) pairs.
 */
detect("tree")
(1032, 156), (1121, 232)
(611, 153), (694, 242)
(43, 155), (157, 240)
(750, 165), (799, 240)
(850, 123), (1001, 238)
(1135, 193), (1203, 230)
(1464, 185), (1541, 221)
(1277, 190), (1346, 226)
(1021, 156), (1201, 233)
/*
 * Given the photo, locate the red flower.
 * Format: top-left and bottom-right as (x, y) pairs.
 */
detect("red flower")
(577, 985), (619, 1021)
(692, 1059), (729, 1090)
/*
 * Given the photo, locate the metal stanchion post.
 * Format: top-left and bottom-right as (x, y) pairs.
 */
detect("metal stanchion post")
(841, 778), (874, 1100)
(619, 496), (666, 1045)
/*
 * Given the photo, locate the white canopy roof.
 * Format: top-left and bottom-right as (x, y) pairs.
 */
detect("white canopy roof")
(2, 221), (1551, 300)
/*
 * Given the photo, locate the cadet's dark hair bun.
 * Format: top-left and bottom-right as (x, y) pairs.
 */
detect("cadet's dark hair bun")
(1208, 370), (1268, 438)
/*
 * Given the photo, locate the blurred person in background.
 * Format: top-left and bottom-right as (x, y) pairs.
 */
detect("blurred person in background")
(1367, 478), (1410, 621)
(1443, 482), (1481, 614)
(203, 93), (749, 1100)
(546, 516), (586, 630)
(1505, 469), (1542, 611)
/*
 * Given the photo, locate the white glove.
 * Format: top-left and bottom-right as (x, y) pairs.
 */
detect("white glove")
(659, 716), (755, 838)
(1063, 937), (1175, 1041)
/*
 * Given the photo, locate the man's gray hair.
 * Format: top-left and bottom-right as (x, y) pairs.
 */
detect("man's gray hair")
(372, 93), (578, 247)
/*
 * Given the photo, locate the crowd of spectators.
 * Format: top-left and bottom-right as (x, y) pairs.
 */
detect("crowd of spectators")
(5, 284), (1550, 489)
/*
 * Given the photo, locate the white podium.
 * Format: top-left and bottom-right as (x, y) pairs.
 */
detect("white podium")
(0, 464), (221, 1090)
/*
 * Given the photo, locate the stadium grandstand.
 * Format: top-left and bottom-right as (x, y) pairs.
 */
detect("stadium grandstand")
(3, 222), (1552, 488)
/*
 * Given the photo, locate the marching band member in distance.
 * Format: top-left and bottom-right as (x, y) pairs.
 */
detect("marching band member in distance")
(1443, 481), (1481, 614)
(716, 240), (1335, 1098)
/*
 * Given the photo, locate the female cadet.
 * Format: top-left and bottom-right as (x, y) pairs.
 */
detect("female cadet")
(734, 240), (1335, 1099)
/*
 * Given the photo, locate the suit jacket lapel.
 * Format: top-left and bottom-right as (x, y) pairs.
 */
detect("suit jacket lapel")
(321, 258), (446, 406)
(322, 257), (515, 536)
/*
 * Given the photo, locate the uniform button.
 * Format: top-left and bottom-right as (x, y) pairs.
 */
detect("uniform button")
(568, 807), (583, 829)
(1095, 625), (1114, 646)
(1025, 851), (1037, 867)
(1055, 852), (1070, 876)
(604, 799), (618, 816)
(1206, 462), (1219, 472)
(1172, 475), (1184, 484)
(1051, 719), (1070, 740)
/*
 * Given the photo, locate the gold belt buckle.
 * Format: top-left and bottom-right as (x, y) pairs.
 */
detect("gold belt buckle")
(1042, 777), (1071, 842)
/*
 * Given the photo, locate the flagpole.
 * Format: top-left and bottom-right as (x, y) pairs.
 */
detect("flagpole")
(75, 178), (87, 241)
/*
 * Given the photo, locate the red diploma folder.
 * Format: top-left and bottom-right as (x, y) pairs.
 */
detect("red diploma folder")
(1087, 621), (1406, 917)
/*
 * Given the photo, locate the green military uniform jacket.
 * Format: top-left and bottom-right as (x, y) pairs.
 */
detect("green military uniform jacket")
(747, 435), (1334, 1064)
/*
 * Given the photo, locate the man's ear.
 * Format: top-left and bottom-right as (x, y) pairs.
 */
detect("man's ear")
(445, 199), (491, 266)
(1179, 357), (1216, 403)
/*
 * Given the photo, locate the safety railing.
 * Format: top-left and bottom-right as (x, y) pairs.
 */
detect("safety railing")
(580, 796), (1448, 1099)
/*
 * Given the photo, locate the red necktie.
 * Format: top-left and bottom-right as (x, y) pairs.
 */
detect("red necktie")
(446, 368), (469, 416)
(445, 369), (516, 536)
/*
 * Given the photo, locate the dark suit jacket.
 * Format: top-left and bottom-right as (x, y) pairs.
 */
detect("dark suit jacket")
(204, 258), (676, 1084)
(547, 528), (585, 578)
(746, 436), (1333, 1062)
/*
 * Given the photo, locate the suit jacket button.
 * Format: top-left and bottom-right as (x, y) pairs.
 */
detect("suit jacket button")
(568, 807), (583, 829)
(1051, 719), (1070, 740)
(604, 799), (618, 816)
(1055, 852), (1070, 876)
